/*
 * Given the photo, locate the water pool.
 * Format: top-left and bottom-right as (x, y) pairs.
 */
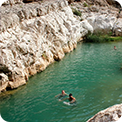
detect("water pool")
(1, 42), (122, 122)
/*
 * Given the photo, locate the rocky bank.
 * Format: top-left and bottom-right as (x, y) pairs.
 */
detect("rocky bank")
(0, 0), (93, 92)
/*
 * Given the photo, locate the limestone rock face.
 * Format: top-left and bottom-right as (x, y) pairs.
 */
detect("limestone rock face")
(113, 18), (122, 36)
(2, 0), (23, 5)
(87, 15), (117, 34)
(87, 104), (122, 122)
(70, 1), (122, 35)
(0, 0), (93, 92)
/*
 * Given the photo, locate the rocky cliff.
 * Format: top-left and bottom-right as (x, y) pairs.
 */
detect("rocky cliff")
(0, 0), (93, 92)
(69, 0), (122, 36)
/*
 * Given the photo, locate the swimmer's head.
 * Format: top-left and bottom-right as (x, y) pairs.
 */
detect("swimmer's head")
(62, 90), (65, 94)
(69, 93), (72, 97)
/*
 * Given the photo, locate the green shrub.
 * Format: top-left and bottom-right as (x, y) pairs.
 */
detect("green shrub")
(104, 35), (114, 42)
(111, 36), (122, 41)
(83, 2), (88, 7)
(72, 8), (81, 17)
(84, 34), (114, 43)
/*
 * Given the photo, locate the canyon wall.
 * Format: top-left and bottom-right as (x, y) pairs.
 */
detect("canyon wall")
(0, 0), (93, 92)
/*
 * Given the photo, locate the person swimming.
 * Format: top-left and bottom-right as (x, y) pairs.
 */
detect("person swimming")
(60, 93), (76, 104)
(68, 93), (76, 104)
(55, 90), (68, 99)
(114, 46), (117, 50)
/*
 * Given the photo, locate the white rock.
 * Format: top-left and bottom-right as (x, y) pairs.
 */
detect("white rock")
(87, 14), (117, 33)
(113, 18), (122, 36)
(1, 0), (90, 91)
(87, 104), (122, 122)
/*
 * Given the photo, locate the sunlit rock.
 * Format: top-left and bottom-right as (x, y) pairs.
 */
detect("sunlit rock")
(87, 15), (117, 34)
(113, 18), (122, 36)
(87, 104), (122, 122)
(2, 0), (23, 6)
(1, 0), (90, 91)
(70, 0), (122, 36)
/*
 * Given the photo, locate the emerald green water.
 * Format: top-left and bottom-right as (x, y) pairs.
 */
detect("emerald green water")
(1, 42), (122, 122)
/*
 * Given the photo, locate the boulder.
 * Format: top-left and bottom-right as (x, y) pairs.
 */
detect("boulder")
(87, 104), (122, 122)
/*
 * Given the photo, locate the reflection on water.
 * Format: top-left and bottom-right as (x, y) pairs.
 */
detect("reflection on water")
(1, 42), (122, 122)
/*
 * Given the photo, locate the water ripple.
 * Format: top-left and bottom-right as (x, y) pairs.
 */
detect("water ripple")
(1, 42), (122, 122)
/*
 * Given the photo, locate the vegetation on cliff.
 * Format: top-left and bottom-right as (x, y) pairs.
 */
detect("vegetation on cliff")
(72, 8), (81, 16)
(84, 32), (122, 43)
(84, 35), (122, 43)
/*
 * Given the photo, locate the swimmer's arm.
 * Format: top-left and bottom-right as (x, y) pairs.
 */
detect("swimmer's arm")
(59, 98), (68, 101)
(65, 93), (68, 96)
(55, 94), (61, 98)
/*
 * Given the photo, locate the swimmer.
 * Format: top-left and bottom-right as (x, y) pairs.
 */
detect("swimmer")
(61, 93), (76, 104)
(55, 90), (68, 99)
(114, 46), (117, 50)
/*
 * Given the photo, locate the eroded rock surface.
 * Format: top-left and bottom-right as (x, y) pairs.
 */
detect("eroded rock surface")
(70, 0), (122, 35)
(0, 0), (93, 92)
(87, 104), (122, 122)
